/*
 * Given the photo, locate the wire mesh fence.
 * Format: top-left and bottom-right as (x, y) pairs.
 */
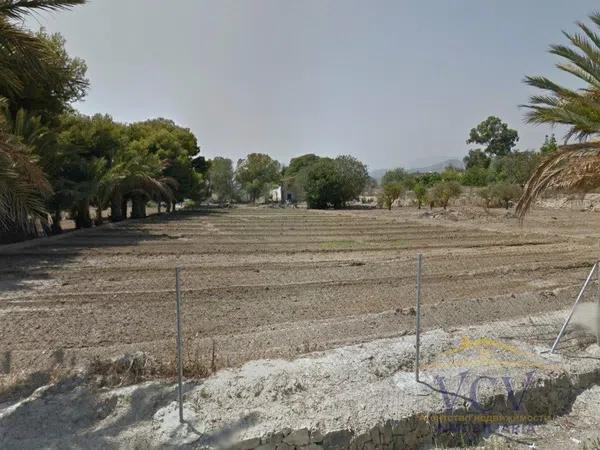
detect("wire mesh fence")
(414, 253), (600, 381)
(4, 243), (599, 429)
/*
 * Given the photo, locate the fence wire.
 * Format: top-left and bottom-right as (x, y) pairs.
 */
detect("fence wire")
(415, 254), (600, 380)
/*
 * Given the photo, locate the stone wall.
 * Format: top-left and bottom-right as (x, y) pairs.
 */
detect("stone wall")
(232, 416), (433, 450)
(232, 366), (600, 450)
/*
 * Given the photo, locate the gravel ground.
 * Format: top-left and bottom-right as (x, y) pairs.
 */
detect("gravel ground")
(1, 205), (600, 380)
(1, 311), (599, 449)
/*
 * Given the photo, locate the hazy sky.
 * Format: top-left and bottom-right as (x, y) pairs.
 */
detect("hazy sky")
(25, 0), (600, 170)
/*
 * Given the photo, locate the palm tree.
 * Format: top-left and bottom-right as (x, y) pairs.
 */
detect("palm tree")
(61, 157), (107, 228)
(0, 130), (51, 233)
(0, 0), (84, 236)
(518, 13), (600, 217)
(0, 1), (85, 101)
(107, 149), (176, 221)
(0, 106), (51, 234)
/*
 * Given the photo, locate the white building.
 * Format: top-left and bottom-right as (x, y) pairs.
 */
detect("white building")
(270, 186), (283, 202)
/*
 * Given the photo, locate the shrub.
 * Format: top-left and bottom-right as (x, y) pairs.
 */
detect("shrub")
(478, 186), (493, 209)
(429, 181), (462, 209)
(380, 182), (405, 210)
(478, 183), (522, 209)
(413, 182), (427, 209)
(462, 166), (490, 187)
(491, 182), (522, 209)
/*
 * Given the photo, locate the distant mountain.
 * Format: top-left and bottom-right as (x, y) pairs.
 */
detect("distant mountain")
(370, 158), (464, 181)
(410, 159), (464, 173)
(369, 168), (388, 182)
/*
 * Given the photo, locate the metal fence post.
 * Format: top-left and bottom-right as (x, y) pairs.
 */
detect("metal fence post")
(597, 261), (600, 346)
(175, 267), (184, 423)
(415, 254), (422, 382)
(551, 262), (597, 353)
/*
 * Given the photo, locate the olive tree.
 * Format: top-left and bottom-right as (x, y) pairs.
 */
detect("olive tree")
(429, 181), (462, 209)
(380, 182), (405, 210)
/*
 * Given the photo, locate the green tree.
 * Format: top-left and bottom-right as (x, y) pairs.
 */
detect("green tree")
(413, 182), (427, 209)
(429, 181), (462, 209)
(380, 182), (405, 210)
(286, 154), (321, 177)
(522, 13), (600, 140)
(0, 124), (51, 236)
(463, 149), (491, 169)
(334, 155), (369, 203)
(540, 134), (558, 154)
(53, 113), (125, 228)
(16, 29), (88, 123)
(441, 167), (463, 183)
(494, 151), (540, 185)
(108, 147), (175, 220)
(462, 166), (490, 187)
(127, 118), (202, 208)
(414, 172), (442, 187)
(381, 168), (408, 185)
(303, 158), (344, 209)
(208, 157), (234, 202)
(491, 182), (522, 209)
(235, 153), (281, 202)
(0, 1), (86, 238)
(62, 157), (108, 228)
(467, 116), (519, 157)
(0, 2), (87, 120)
(284, 153), (321, 201)
(301, 155), (369, 208)
(517, 13), (600, 219)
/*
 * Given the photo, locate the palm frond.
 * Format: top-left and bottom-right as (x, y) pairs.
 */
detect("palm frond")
(523, 75), (579, 98)
(0, 132), (50, 230)
(0, 0), (85, 19)
(516, 142), (600, 218)
(523, 13), (600, 143)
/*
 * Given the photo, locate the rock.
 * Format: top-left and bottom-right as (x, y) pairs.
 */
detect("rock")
(381, 422), (393, 444)
(362, 442), (375, 450)
(369, 427), (381, 446)
(275, 443), (293, 450)
(255, 445), (276, 450)
(306, 445), (324, 450)
(264, 428), (291, 444)
(310, 429), (324, 443)
(401, 307), (416, 316)
(232, 437), (261, 450)
(322, 429), (353, 449)
(585, 343), (600, 356)
(110, 352), (148, 372)
(351, 432), (371, 449)
(284, 428), (310, 446)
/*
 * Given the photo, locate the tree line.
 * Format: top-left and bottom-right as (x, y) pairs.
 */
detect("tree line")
(0, 1), (374, 245)
(0, 1), (211, 243)
(208, 153), (369, 209)
(8, 3), (600, 242)
(377, 116), (559, 211)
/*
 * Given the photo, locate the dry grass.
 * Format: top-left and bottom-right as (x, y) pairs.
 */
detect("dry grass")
(0, 366), (82, 406)
(583, 438), (600, 450)
(0, 339), (219, 403)
(86, 343), (217, 388)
